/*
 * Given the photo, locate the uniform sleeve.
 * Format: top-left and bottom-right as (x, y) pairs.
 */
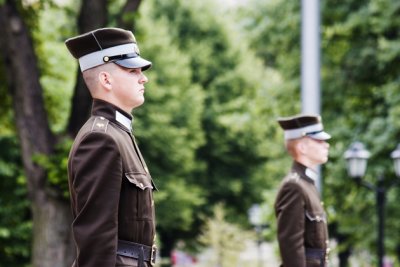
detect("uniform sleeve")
(275, 182), (306, 267)
(69, 132), (122, 267)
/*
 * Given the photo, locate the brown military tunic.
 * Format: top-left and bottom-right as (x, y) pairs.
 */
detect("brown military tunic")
(275, 161), (329, 267)
(68, 99), (156, 267)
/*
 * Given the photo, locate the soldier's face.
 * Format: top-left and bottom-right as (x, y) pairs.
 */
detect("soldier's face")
(304, 137), (330, 165)
(111, 65), (149, 111)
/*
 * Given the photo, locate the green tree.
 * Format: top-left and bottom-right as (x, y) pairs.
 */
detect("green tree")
(131, 1), (207, 256)
(0, 1), (75, 266)
(322, 0), (400, 264)
(0, 137), (31, 267)
(198, 203), (254, 267)
(154, 0), (274, 212)
(140, 0), (282, 254)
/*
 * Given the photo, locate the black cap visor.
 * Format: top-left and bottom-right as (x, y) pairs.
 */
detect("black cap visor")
(114, 56), (152, 71)
(306, 131), (331, 141)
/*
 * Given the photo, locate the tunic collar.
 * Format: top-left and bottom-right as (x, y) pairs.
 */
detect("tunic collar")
(291, 161), (315, 184)
(91, 99), (133, 132)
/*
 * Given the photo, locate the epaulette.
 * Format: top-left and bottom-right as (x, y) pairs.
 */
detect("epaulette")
(91, 116), (109, 132)
(286, 172), (300, 183)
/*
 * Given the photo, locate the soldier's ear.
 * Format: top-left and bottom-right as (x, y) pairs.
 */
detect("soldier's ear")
(98, 71), (113, 91)
(297, 139), (308, 155)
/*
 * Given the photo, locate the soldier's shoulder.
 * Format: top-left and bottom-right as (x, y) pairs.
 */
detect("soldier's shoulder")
(283, 172), (301, 183)
(90, 116), (110, 133)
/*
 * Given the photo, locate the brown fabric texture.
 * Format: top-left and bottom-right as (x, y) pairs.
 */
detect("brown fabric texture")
(277, 114), (321, 130)
(65, 28), (136, 59)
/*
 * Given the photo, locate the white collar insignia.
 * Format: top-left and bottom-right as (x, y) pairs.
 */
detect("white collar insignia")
(115, 111), (132, 131)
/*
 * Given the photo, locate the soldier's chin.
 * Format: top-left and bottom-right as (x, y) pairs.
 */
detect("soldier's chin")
(132, 98), (145, 109)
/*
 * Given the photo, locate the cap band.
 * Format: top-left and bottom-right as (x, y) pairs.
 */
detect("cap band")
(284, 123), (323, 140)
(78, 43), (138, 71)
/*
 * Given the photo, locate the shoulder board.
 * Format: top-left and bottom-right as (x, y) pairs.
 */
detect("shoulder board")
(91, 116), (109, 132)
(286, 172), (300, 183)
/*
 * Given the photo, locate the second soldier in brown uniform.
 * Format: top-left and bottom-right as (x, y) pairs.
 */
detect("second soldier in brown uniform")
(275, 114), (331, 267)
(65, 28), (157, 267)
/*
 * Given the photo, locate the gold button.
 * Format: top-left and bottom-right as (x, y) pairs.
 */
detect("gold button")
(140, 183), (144, 188)
(144, 166), (149, 173)
(100, 116), (105, 120)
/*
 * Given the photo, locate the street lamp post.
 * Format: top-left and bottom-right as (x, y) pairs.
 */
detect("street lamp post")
(248, 204), (268, 267)
(344, 142), (400, 267)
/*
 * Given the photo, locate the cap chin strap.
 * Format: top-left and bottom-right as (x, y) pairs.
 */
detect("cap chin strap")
(78, 43), (138, 71)
(103, 53), (139, 63)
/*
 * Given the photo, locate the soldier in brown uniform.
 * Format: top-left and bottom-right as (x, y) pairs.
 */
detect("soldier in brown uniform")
(275, 114), (331, 267)
(65, 28), (157, 267)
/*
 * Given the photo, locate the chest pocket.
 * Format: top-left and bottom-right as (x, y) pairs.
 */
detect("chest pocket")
(305, 210), (327, 245)
(305, 210), (327, 223)
(125, 172), (153, 190)
(121, 172), (154, 220)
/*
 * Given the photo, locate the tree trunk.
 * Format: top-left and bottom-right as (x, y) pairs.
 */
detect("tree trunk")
(329, 222), (351, 267)
(0, 1), (74, 267)
(396, 244), (400, 265)
(118, 0), (143, 29)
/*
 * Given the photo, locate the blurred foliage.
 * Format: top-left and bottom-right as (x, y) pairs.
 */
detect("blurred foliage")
(0, 136), (31, 267)
(131, 0), (207, 246)
(321, 0), (400, 264)
(32, 138), (72, 199)
(147, 0), (277, 217)
(133, 0), (281, 251)
(198, 203), (254, 267)
(35, 7), (76, 133)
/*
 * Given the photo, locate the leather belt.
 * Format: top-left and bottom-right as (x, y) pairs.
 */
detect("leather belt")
(305, 247), (327, 267)
(116, 239), (157, 266)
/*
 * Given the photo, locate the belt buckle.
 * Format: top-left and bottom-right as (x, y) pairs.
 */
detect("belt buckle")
(150, 244), (157, 266)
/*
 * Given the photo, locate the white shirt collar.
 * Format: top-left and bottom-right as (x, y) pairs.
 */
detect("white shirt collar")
(305, 168), (318, 182)
(115, 110), (132, 131)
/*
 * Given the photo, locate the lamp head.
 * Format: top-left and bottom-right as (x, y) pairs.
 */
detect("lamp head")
(344, 142), (370, 178)
(390, 144), (400, 177)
